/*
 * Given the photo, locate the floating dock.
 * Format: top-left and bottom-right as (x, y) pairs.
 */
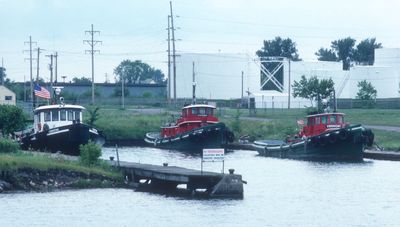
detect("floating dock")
(112, 160), (244, 198)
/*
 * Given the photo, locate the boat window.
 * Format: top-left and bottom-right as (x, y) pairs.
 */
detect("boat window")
(330, 115), (336, 124)
(67, 110), (74, 121)
(60, 110), (66, 121)
(182, 110), (186, 117)
(307, 117), (314, 126)
(206, 108), (213, 116)
(74, 110), (81, 120)
(51, 110), (59, 121)
(315, 117), (321, 125)
(199, 108), (206, 115)
(44, 111), (51, 122)
(337, 115), (343, 124)
(321, 116), (327, 124)
(191, 108), (198, 115)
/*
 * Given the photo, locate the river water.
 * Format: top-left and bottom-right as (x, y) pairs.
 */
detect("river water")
(1, 147), (400, 226)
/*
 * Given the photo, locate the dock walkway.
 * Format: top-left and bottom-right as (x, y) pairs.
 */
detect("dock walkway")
(111, 160), (244, 198)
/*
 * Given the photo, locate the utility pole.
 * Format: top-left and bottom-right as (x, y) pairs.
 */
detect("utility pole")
(36, 47), (42, 82)
(46, 54), (54, 100)
(121, 72), (125, 110)
(170, 1), (177, 104)
(241, 71), (244, 99)
(192, 62), (196, 104)
(24, 36), (37, 107)
(288, 59), (291, 109)
(84, 24), (101, 105)
(167, 15), (171, 104)
(34, 47), (42, 108)
(54, 52), (58, 83)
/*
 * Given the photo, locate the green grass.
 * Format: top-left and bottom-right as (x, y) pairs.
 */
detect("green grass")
(85, 108), (167, 140)
(373, 130), (400, 151)
(0, 152), (123, 180)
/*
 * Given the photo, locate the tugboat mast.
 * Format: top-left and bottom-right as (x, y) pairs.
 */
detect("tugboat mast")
(192, 61), (196, 104)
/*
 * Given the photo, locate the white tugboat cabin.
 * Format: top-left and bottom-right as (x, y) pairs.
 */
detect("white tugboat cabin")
(33, 104), (85, 133)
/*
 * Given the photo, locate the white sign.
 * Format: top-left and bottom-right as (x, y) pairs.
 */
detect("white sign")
(202, 149), (224, 162)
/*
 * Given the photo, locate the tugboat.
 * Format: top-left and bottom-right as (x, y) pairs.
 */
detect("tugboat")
(145, 104), (234, 153)
(145, 62), (234, 153)
(20, 87), (105, 156)
(253, 112), (374, 161)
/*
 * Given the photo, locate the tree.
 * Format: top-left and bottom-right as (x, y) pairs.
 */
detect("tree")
(292, 75), (334, 111)
(0, 67), (6, 85)
(87, 106), (100, 127)
(315, 48), (338, 61)
(114, 60), (165, 84)
(331, 37), (356, 70)
(256, 36), (300, 61)
(356, 80), (377, 100)
(354, 38), (382, 65)
(72, 76), (92, 85)
(0, 105), (26, 136)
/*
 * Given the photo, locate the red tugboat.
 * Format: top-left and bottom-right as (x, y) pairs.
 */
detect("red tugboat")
(145, 104), (234, 152)
(253, 112), (374, 161)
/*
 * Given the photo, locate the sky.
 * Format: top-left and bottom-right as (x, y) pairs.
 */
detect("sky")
(0, 0), (399, 83)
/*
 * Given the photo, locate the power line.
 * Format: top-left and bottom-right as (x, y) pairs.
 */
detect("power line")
(84, 24), (102, 105)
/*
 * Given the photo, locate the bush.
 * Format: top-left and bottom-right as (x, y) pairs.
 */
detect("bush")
(79, 141), (102, 166)
(142, 92), (152, 98)
(0, 138), (19, 153)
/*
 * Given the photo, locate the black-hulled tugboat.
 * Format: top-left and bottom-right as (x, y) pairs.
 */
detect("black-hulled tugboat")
(253, 112), (374, 161)
(20, 96), (105, 156)
(145, 104), (234, 153)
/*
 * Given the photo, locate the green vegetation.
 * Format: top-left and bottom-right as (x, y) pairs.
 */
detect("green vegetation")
(373, 130), (400, 151)
(79, 141), (101, 166)
(0, 105), (26, 136)
(87, 106), (100, 126)
(0, 138), (19, 153)
(86, 108), (164, 140)
(79, 141), (102, 166)
(0, 151), (122, 180)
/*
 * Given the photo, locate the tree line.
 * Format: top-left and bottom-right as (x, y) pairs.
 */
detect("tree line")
(256, 36), (382, 70)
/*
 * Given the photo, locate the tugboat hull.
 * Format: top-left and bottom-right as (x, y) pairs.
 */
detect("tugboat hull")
(253, 125), (374, 162)
(145, 123), (234, 153)
(20, 123), (105, 156)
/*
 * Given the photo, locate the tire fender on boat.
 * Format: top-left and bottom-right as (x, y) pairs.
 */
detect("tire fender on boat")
(328, 133), (338, 143)
(338, 129), (348, 140)
(319, 136), (327, 146)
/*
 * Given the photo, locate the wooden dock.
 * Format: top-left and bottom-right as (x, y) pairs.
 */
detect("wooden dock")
(111, 160), (244, 198)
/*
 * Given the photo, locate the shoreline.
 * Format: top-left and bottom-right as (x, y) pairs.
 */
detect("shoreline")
(0, 167), (125, 193)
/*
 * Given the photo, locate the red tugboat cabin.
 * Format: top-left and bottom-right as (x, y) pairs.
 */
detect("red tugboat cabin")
(161, 104), (219, 138)
(299, 113), (347, 138)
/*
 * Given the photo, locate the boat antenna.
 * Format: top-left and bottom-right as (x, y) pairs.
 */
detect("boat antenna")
(192, 61), (196, 104)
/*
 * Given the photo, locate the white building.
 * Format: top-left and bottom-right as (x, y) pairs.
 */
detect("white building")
(172, 48), (400, 108)
(0, 85), (16, 105)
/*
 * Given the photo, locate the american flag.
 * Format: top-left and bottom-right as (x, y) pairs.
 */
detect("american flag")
(297, 119), (304, 125)
(34, 84), (50, 99)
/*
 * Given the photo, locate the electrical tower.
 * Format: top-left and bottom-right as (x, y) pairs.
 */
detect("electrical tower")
(84, 24), (101, 105)
(24, 36), (37, 107)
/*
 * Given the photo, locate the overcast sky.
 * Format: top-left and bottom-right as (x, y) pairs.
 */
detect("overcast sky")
(0, 0), (399, 83)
